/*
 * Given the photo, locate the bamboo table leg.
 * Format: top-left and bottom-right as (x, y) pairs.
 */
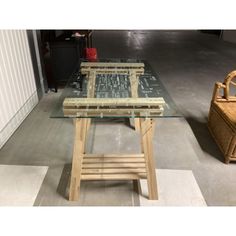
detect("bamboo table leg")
(129, 69), (141, 132)
(86, 118), (91, 134)
(133, 117), (142, 194)
(69, 118), (88, 201)
(140, 118), (158, 200)
(151, 118), (156, 138)
(134, 118), (140, 132)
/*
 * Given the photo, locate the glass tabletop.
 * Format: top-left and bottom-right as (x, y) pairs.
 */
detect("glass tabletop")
(51, 58), (182, 118)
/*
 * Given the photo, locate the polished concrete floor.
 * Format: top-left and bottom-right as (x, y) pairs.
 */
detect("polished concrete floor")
(1, 30), (236, 206)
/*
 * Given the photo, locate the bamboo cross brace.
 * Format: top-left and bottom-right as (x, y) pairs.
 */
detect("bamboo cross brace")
(63, 97), (165, 118)
(81, 68), (144, 75)
(81, 62), (145, 69)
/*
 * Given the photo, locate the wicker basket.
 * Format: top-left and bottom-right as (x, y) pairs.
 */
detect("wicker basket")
(208, 71), (236, 164)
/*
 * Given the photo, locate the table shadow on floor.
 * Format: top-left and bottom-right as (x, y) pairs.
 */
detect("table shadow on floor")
(186, 117), (224, 163)
(57, 163), (71, 200)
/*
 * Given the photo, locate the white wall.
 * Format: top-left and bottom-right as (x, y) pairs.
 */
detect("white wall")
(0, 30), (38, 148)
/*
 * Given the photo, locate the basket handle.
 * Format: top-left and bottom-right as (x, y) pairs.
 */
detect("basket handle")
(212, 70), (236, 102)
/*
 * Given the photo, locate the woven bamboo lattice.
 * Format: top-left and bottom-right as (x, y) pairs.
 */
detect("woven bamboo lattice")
(208, 70), (236, 163)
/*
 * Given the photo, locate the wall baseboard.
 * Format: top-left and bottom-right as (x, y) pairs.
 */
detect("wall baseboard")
(0, 92), (38, 149)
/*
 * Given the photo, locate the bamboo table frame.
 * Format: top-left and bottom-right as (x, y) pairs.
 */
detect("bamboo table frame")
(65, 62), (165, 201)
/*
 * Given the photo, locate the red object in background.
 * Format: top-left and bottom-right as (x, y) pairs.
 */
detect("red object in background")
(85, 48), (97, 61)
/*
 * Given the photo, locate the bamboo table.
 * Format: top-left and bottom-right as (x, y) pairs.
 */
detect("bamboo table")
(64, 97), (165, 200)
(51, 59), (180, 201)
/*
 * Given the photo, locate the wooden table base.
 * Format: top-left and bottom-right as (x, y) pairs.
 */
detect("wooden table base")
(69, 117), (158, 201)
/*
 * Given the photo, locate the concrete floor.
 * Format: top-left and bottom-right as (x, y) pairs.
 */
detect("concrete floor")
(1, 30), (236, 206)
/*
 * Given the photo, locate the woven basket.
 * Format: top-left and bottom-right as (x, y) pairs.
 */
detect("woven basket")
(208, 71), (236, 163)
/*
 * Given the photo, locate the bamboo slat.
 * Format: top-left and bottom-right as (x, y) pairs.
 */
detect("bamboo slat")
(81, 173), (147, 180)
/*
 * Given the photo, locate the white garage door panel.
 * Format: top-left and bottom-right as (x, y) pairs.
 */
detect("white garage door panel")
(0, 30), (38, 148)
